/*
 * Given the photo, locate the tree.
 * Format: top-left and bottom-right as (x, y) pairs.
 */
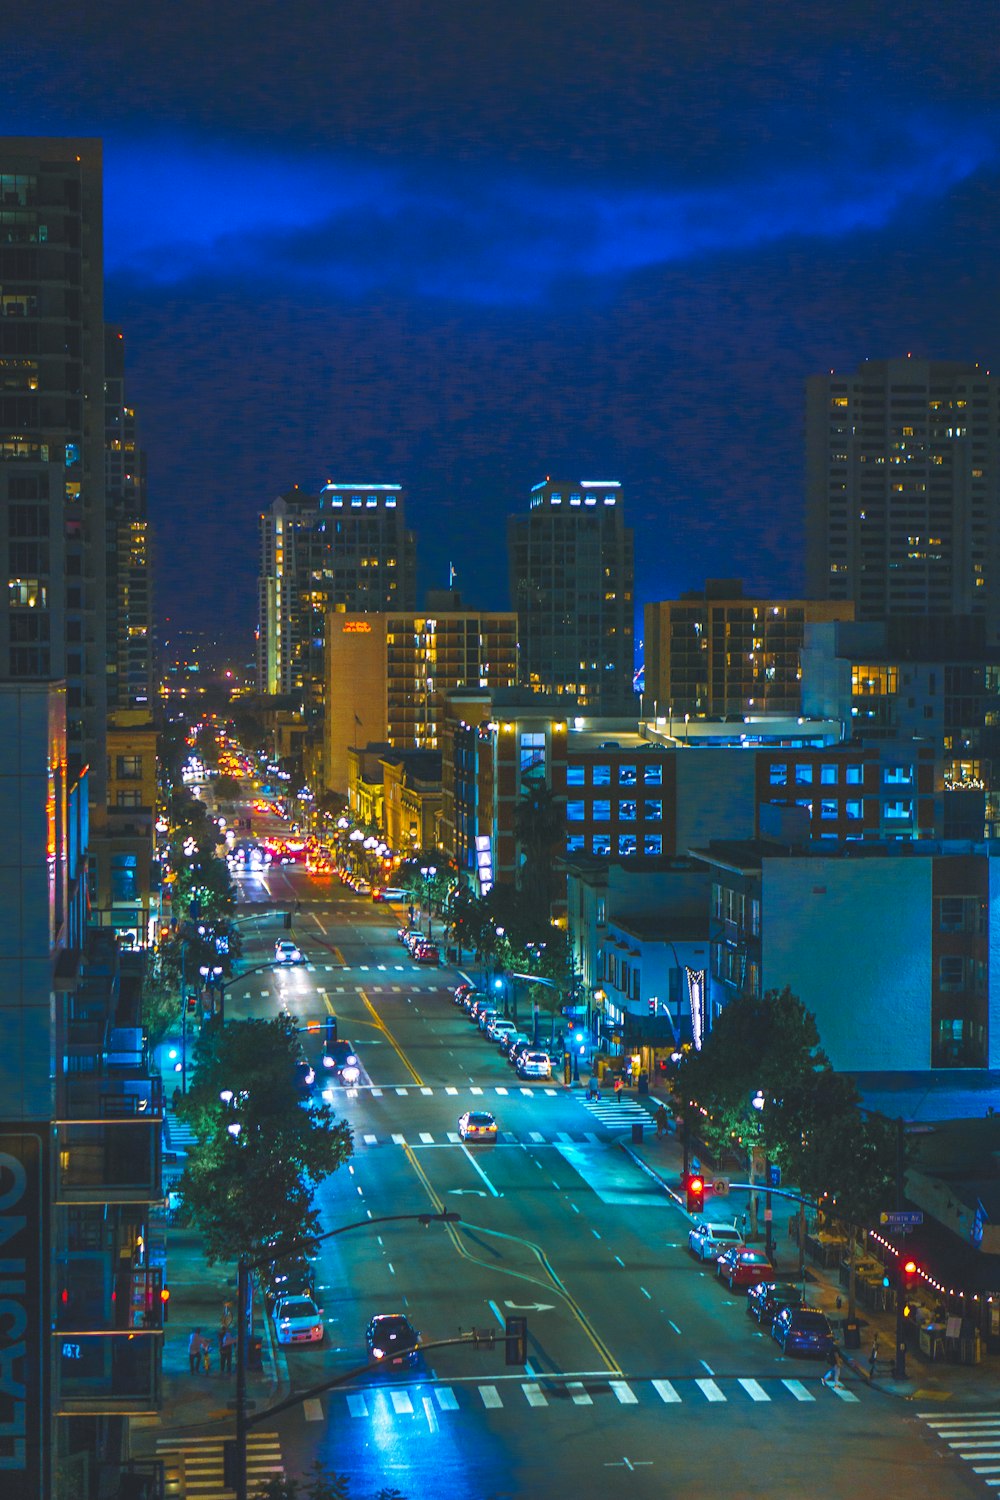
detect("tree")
(513, 782), (566, 923)
(213, 774), (242, 804)
(175, 1017), (353, 1264)
(256, 1471), (406, 1500)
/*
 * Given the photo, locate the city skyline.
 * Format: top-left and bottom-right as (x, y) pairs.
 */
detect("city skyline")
(8, 2), (1000, 642)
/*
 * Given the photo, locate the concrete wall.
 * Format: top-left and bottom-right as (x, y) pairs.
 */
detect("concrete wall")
(675, 749), (758, 849)
(325, 615), (388, 793)
(763, 855), (932, 1071)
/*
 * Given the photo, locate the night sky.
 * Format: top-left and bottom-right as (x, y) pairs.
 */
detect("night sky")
(9, 3), (1000, 654)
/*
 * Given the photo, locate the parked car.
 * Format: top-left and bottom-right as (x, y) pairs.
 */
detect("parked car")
(354, 880), (371, 896)
(458, 1110), (498, 1142)
(687, 1221), (743, 1261)
(487, 1018), (516, 1043)
(477, 1007), (500, 1032)
(505, 1033), (531, 1061)
(716, 1246), (774, 1290)
(273, 1294), (324, 1347)
(414, 942), (440, 964)
(517, 1051), (552, 1079)
(366, 1313), (420, 1368)
(746, 1281), (804, 1325)
(263, 1255), (315, 1312)
(771, 1305), (835, 1357)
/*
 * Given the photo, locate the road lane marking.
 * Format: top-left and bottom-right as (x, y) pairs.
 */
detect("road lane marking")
(529, 1132), (544, 1143)
(700, 1360), (714, 1375)
(611, 1381), (638, 1405)
(640, 1287), (651, 1299)
(435, 1387), (458, 1411)
(695, 1378), (725, 1402)
(653, 1380), (681, 1403)
(614, 1256), (625, 1268)
(668, 1319), (682, 1334)
(364, 1134), (377, 1145)
(370, 1088), (383, 1098)
(390, 1391), (413, 1415)
(447, 1132), (460, 1142)
(446, 1087), (458, 1095)
(346, 1394), (368, 1417)
(392, 1133), (406, 1145)
(520, 1088), (533, 1096)
(461, 1144), (501, 1197)
(303, 1399), (323, 1421)
(395, 1087), (409, 1096)
(419, 1133), (434, 1144)
(556, 1132), (573, 1143)
(470, 1086), (484, 1095)
(738, 1378), (770, 1402)
(782, 1379), (814, 1402)
(421, 1087), (433, 1096)
(567, 1381), (593, 1405)
(479, 1386), (502, 1408)
(360, 987), (423, 1085)
(829, 1385), (859, 1402)
(523, 1384), (547, 1407)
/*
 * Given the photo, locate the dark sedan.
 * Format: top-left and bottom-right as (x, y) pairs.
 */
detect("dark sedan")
(366, 1313), (420, 1368)
(772, 1305), (835, 1357)
(746, 1281), (804, 1325)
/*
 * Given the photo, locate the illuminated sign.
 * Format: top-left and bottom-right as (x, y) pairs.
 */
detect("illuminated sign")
(0, 1130), (48, 1498)
(685, 968), (706, 1051)
(342, 622), (373, 634)
(475, 835), (493, 895)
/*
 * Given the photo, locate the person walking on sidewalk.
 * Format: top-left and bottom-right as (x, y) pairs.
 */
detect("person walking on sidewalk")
(188, 1328), (209, 1375)
(613, 1075), (624, 1105)
(219, 1325), (236, 1374)
(821, 1348), (843, 1389)
(868, 1332), (880, 1384)
(655, 1104), (669, 1139)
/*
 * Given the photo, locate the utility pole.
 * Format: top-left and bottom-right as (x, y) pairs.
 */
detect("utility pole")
(180, 940), (188, 1094)
(893, 1115), (907, 1380)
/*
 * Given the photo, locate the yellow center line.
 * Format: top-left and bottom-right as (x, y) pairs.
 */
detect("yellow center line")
(401, 1144), (620, 1375)
(359, 988), (423, 1086)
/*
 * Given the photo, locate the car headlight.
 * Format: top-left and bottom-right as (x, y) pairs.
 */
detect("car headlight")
(342, 1065), (360, 1083)
(372, 1347), (384, 1359)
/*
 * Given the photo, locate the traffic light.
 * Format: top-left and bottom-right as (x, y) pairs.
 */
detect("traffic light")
(160, 1287), (170, 1324)
(325, 1015), (338, 1047)
(900, 1257), (919, 1318)
(648, 999), (656, 1014)
(186, 994), (196, 1016)
(505, 1315), (528, 1366)
(686, 1175), (705, 1213)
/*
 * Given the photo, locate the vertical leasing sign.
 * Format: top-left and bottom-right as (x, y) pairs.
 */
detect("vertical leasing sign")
(0, 1131), (48, 1500)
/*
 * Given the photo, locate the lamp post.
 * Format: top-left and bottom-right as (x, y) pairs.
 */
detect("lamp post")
(420, 864), (437, 939)
(233, 1211), (460, 1500)
(751, 1089), (774, 1262)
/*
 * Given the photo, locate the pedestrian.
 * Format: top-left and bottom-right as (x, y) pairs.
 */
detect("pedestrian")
(740, 1208), (750, 1238)
(655, 1104), (669, 1139)
(623, 1058), (633, 1086)
(868, 1332), (880, 1384)
(188, 1327), (208, 1375)
(588, 1074), (601, 1101)
(690, 1155), (701, 1177)
(614, 1074), (625, 1105)
(821, 1348), (843, 1389)
(219, 1326), (236, 1374)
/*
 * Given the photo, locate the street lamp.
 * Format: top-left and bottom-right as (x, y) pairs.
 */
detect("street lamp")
(420, 864), (437, 938)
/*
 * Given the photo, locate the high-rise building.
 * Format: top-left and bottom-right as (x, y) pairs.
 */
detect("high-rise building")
(324, 608), (517, 792)
(104, 326), (152, 708)
(805, 357), (1000, 641)
(508, 479), (635, 713)
(644, 580), (853, 717)
(0, 137), (108, 799)
(257, 483), (417, 703)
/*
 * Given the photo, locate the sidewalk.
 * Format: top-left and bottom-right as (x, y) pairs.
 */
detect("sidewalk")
(586, 1079), (1000, 1408)
(131, 1096), (288, 1455)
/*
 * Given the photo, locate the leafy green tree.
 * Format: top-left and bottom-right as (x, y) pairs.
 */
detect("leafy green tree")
(175, 1016), (353, 1264)
(513, 782), (566, 923)
(213, 774), (243, 804)
(256, 1472), (406, 1500)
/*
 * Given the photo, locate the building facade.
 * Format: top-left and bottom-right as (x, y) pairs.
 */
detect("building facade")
(644, 580), (853, 717)
(0, 137), (108, 801)
(692, 838), (1000, 1071)
(104, 326), (152, 710)
(325, 609), (518, 793)
(805, 357), (1000, 641)
(508, 479), (635, 713)
(257, 483), (417, 702)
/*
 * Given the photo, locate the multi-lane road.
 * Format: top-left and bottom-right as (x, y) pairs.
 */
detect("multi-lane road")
(195, 842), (986, 1500)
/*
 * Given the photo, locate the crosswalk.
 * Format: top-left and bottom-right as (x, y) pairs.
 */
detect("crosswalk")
(155, 1431), (282, 1499)
(356, 1127), (609, 1149)
(322, 1374), (860, 1423)
(918, 1412), (1000, 1489)
(580, 1094), (656, 1130)
(164, 1108), (199, 1156)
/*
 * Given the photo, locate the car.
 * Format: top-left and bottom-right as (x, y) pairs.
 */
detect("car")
(274, 939), (303, 965)
(477, 1007), (499, 1033)
(458, 1110), (498, 1142)
(263, 1255), (315, 1311)
(322, 1040), (361, 1083)
(487, 1018), (516, 1042)
(517, 1051), (552, 1079)
(453, 981), (476, 1001)
(468, 997), (490, 1020)
(687, 1221), (743, 1261)
(414, 942), (440, 964)
(403, 930), (426, 953)
(746, 1281), (804, 1325)
(366, 1313), (420, 1368)
(354, 879), (371, 896)
(771, 1305), (835, 1357)
(505, 1033), (531, 1061)
(273, 1294), (324, 1346)
(374, 886), (409, 903)
(716, 1246), (775, 1290)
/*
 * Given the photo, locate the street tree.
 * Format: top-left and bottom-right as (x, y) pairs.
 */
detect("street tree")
(513, 781), (566, 924)
(213, 773), (243, 804)
(256, 1472), (406, 1500)
(175, 1016), (353, 1264)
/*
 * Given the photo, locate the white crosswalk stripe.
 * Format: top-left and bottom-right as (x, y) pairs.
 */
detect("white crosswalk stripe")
(782, 1378), (814, 1402)
(155, 1432), (283, 1498)
(479, 1384), (502, 1408)
(917, 1413), (1000, 1487)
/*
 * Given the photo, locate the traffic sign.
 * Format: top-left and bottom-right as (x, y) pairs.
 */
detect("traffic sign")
(768, 1164), (781, 1189)
(712, 1177), (730, 1196)
(880, 1210), (923, 1230)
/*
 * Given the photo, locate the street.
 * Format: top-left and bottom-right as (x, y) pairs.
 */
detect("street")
(165, 825), (987, 1500)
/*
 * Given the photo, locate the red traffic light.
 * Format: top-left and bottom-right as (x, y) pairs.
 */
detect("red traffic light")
(686, 1175), (705, 1211)
(901, 1258), (918, 1278)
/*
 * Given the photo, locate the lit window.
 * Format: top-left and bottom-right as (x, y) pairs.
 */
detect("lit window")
(592, 801), (611, 822)
(769, 764), (787, 786)
(619, 801), (637, 821)
(592, 833), (611, 855)
(820, 765), (838, 785)
(566, 801), (585, 822)
(820, 800), (838, 819)
(644, 764), (662, 785)
(643, 800), (662, 821)
(618, 834), (637, 856)
(845, 765), (862, 785)
(643, 835), (662, 855)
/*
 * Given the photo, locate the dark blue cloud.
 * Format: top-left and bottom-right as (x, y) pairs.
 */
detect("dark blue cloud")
(105, 110), (997, 306)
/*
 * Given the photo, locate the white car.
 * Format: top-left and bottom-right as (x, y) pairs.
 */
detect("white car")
(273, 1294), (324, 1346)
(487, 1018), (516, 1042)
(274, 940), (303, 965)
(516, 1051), (552, 1079)
(687, 1221), (743, 1261)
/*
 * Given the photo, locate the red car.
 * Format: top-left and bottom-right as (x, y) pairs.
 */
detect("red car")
(413, 942), (440, 964)
(716, 1246), (774, 1290)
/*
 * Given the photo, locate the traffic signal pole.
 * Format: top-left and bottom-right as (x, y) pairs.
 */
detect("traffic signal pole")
(894, 1116), (907, 1380)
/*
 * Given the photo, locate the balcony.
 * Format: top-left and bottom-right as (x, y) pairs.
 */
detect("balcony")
(57, 1081), (163, 1203)
(56, 1330), (162, 1414)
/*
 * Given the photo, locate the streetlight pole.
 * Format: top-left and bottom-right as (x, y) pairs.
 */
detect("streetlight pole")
(180, 940), (189, 1094)
(233, 1211), (460, 1500)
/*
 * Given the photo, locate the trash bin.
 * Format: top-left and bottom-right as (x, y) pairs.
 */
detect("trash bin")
(842, 1318), (861, 1349)
(247, 1334), (263, 1371)
(631, 1122), (644, 1145)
